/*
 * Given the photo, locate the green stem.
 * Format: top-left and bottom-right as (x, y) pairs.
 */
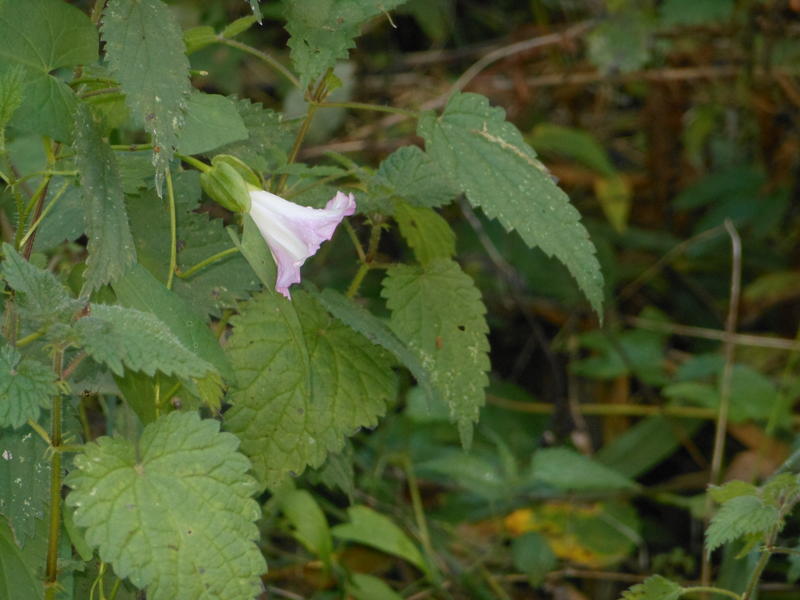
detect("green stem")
(218, 38), (300, 88)
(312, 100), (418, 118)
(402, 456), (437, 578)
(682, 587), (741, 600)
(44, 352), (64, 600)
(79, 86), (120, 99)
(343, 220), (366, 262)
(27, 418), (51, 446)
(177, 247), (239, 279)
(16, 329), (46, 347)
(110, 144), (152, 152)
(165, 169), (177, 290)
(767, 546), (800, 556)
(16, 175), (51, 249)
(19, 179), (71, 248)
(741, 548), (771, 600)
(346, 264), (369, 299)
(175, 153), (211, 173)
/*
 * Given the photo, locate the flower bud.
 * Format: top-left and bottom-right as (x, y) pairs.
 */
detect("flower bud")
(199, 155), (260, 213)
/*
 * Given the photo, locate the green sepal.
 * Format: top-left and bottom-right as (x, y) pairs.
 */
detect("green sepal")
(199, 155), (259, 213)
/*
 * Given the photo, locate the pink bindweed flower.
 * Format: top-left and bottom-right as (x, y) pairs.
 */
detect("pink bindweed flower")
(248, 189), (356, 298)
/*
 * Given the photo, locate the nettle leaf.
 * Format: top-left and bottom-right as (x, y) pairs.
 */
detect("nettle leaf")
(0, 0), (98, 141)
(1, 243), (79, 324)
(102, 0), (191, 192)
(73, 304), (217, 381)
(225, 290), (396, 488)
(0, 518), (42, 599)
(74, 105), (137, 294)
(0, 425), (50, 546)
(65, 411), (266, 600)
(0, 65), (24, 136)
(177, 92), (248, 156)
(311, 286), (437, 405)
(418, 93), (604, 314)
(285, 0), (407, 88)
(619, 575), (683, 600)
(706, 495), (779, 553)
(394, 202), (455, 264)
(382, 259), (489, 446)
(0, 345), (56, 429)
(213, 98), (294, 172)
(374, 145), (459, 209)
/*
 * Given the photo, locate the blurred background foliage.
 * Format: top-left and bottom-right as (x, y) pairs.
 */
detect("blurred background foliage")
(51, 0), (800, 598)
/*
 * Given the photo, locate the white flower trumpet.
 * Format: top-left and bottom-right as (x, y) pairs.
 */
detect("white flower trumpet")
(248, 189), (356, 298)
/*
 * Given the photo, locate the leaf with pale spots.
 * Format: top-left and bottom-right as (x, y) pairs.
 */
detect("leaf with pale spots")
(101, 0), (191, 192)
(382, 259), (489, 447)
(0, 345), (57, 429)
(418, 92), (604, 315)
(0, 425), (50, 545)
(224, 290), (396, 488)
(65, 411), (266, 600)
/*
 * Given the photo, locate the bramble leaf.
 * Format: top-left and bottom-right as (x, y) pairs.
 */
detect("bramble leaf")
(0, 0), (98, 141)
(101, 0), (191, 192)
(74, 105), (137, 294)
(225, 290), (396, 488)
(65, 411), (266, 600)
(706, 495), (779, 553)
(0, 345), (56, 429)
(418, 93), (604, 314)
(285, 0), (407, 88)
(382, 259), (489, 446)
(0, 425), (50, 545)
(619, 575), (683, 600)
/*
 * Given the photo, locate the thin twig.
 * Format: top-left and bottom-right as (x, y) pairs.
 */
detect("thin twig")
(701, 220), (742, 588)
(626, 317), (800, 352)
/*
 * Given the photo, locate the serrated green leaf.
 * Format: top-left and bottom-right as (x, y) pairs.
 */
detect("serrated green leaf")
(382, 259), (489, 446)
(112, 264), (233, 382)
(285, 0), (407, 88)
(374, 145), (459, 209)
(177, 92), (248, 155)
(706, 495), (779, 553)
(73, 105), (137, 294)
(531, 447), (637, 491)
(0, 425), (50, 545)
(73, 304), (216, 381)
(0, 0), (98, 141)
(332, 505), (425, 571)
(708, 481), (758, 504)
(0, 518), (42, 599)
(65, 411), (266, 600)
(102, 0), (191, 192)
(394, 202), (455, 264)
(310, 286), (436, 405)
(512, 532), (556, 586)
(0, 345), (56, 429)
(418, 93), (604, 314)
(619, 575), (683, 600)
(213, 98), (293, 172)
(1, 242), (78, 324)
(225, 290), (396, 488)
(281, 489), (332, 561)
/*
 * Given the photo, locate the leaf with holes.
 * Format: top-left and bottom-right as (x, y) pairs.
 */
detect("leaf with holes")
(418, 93), (604, 314)
(382, 259), (489, 446)
(65, 411), (266, 600)
(224, 290), (396, 488)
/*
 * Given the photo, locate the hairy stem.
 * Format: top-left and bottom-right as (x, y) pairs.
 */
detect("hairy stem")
(44, 351), (64, 600)
(166, 168), (177, 289)
(177, 247), (239, 279)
